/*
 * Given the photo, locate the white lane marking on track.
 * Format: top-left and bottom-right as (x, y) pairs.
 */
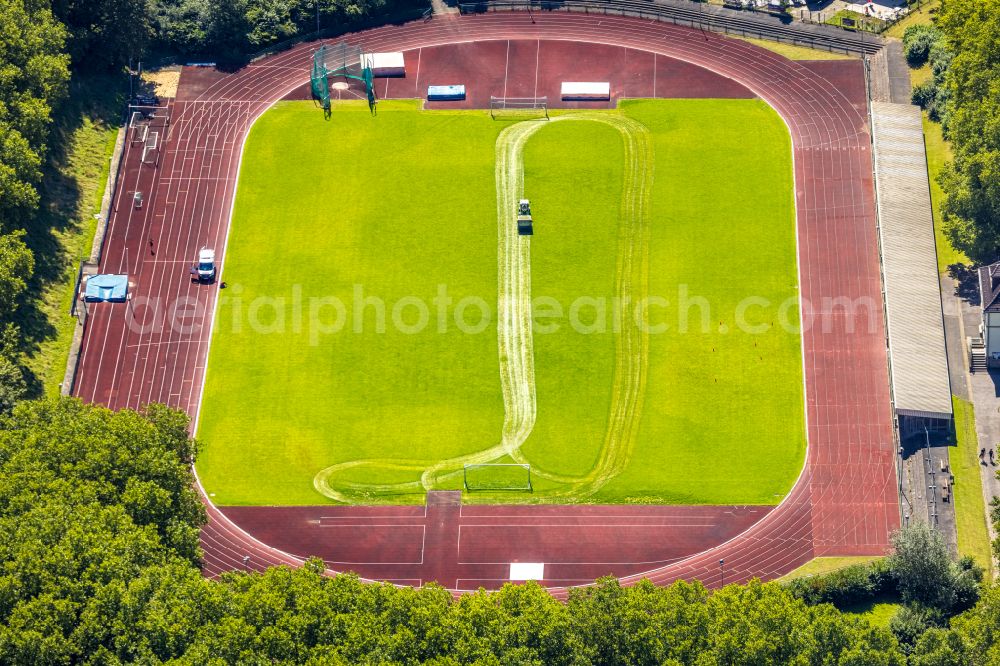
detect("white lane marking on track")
(413, 47), (422, 97)
(533, 40), (540, 99)
(502, 39), (510, 99)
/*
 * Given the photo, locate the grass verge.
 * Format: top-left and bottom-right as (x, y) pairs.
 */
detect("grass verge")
(740, 37), (855, 61)
(778, 556), (883, 581)
(922, 113), (964, 272)
(19, 74), (125, 396)
(884, 0), (940, 39)
(910, 63), (933, 88)
(952, 396), (993, 578)
(840, 594), (902, 628)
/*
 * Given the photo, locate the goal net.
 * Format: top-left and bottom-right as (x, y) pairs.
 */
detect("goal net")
(490, 96), (549, 120)
(463, 463), (532, 491)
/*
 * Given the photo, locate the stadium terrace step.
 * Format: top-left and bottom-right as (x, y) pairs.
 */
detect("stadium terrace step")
(970, 337), (987, 373)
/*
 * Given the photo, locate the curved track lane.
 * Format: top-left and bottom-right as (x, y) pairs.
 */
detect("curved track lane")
(73, 13), (898, 595)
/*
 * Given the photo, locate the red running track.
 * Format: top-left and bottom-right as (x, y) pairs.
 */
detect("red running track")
(73, 13), (898, 595)
(219, 498), (774, 590)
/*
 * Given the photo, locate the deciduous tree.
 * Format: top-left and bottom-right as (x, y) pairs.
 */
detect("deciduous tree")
(937, 0), (1000, 261)
(0, 0), (69, 228)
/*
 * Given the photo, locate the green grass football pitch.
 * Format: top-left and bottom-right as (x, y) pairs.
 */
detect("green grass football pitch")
(196, 98), (805, 506)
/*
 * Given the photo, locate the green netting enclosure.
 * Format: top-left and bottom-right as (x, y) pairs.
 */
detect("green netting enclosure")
(311, 41), (376, 113)
(310, 48), (331, 111)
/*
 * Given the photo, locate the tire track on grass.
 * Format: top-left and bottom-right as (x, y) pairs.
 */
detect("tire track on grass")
(313, 120), (545, 502)
(508, 113), (653, 498)
(313, 113), (652, 502)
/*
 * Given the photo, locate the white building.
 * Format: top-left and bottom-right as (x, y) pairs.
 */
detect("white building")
(978, 263), (1000, 369)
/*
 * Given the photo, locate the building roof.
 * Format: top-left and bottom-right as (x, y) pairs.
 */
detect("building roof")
(979, 263), (1000, 313)
(871, 102), (952, 420)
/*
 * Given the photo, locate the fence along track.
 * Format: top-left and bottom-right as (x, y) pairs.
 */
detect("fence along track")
(458, 0), (883, 56)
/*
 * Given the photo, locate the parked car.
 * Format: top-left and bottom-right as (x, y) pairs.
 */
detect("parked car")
(192, 248), (216, 283)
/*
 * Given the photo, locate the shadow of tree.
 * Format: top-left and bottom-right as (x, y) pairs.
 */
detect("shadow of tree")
(13, 72), (128, 396)
(986, 369), (1000, 399)
(948, 262), (980, 306)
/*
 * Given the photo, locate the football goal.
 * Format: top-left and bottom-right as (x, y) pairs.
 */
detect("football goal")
(489, 96), (549, 120)
(463, 463), (532, 491)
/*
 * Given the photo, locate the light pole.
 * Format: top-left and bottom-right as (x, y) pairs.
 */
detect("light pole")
(719, 559), (725, 588)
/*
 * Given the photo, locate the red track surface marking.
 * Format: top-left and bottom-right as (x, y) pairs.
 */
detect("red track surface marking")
(422, 41), (510, 109)
(221, 500), (770, 590)
(623, 49), (656, 99)
(284, 41), (754, 107)
(73, 14), (898, 595)
(650, 53), (755, 99)
(798, 60), (868, 115)
(504, 40), (541, 99)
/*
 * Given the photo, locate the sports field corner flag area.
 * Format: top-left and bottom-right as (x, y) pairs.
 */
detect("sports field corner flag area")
(196, 98), (804, 507)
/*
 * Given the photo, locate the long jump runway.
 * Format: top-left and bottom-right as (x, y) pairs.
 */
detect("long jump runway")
(73, 13), (898, 595)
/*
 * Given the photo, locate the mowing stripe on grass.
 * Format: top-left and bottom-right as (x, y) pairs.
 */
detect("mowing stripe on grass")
(314, 114), (653, 501)
(313, 120), (548, 501)
(510, 114), (653, 498)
